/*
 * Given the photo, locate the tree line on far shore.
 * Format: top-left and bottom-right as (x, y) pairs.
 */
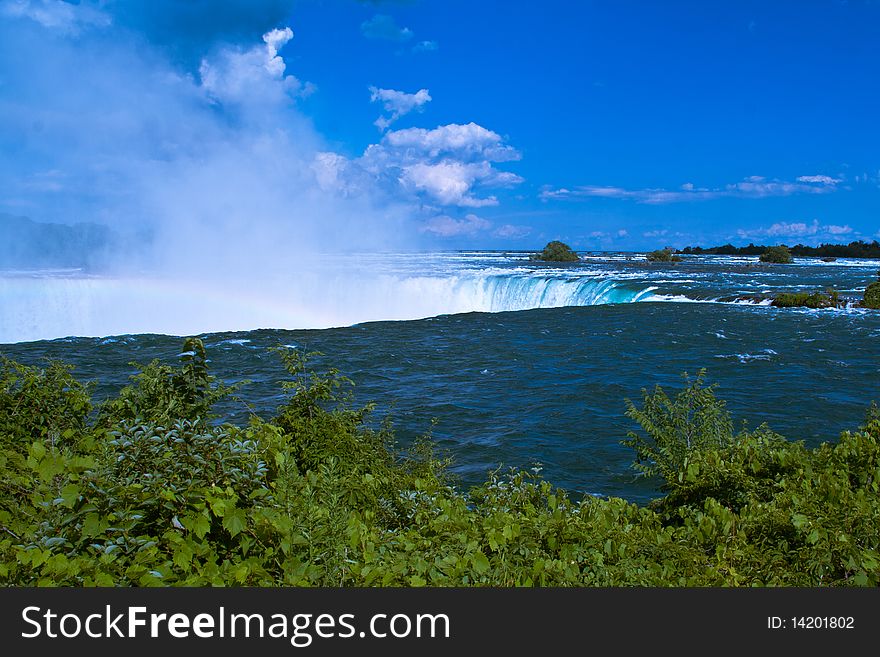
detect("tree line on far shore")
(680, 240), (880, 259)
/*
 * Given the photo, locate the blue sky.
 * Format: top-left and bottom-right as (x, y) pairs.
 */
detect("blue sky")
(1, 0), (878, 251)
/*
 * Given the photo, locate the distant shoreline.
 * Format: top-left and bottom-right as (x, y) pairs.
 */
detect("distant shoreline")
(678, 240), (880, 259)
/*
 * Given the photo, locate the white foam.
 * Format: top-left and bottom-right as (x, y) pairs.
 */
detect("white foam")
(0, 268), (646, 343)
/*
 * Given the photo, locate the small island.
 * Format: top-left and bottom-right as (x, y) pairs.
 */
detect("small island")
(759, 245), (794, 264)
(646, 247), (683, 263)
(771, 290), (842, 309)
(530, 240), (580, 262)
(862, 272), (880, 309)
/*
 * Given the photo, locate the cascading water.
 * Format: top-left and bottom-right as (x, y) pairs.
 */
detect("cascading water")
(2, 251), (876, 344)
(0, 269), (644, 343)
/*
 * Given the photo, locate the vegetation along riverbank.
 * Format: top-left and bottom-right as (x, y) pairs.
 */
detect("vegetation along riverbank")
(1, 340), (878, 586)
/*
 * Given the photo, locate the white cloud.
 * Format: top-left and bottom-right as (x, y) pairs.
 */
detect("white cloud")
(311, 152), (342, 190)
(421, 213), (491, 237)
(494, 223), (531, 238)
(0, 0), (109, 33)
(401, 161), (512, 207)
(199, 26), (314, 110)
(262, 27), (294, 76)
(541, 174), (842, 204)
(736, 219), (853, 239)
(369, 86), (431, 131)
(377, 123), (521, 163)
(796, 174), (842, 184)
(318, 122), (523, 208)
(360, 14), (413, 42)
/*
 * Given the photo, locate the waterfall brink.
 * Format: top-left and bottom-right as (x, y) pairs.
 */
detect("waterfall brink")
(0, 270), (645, 343)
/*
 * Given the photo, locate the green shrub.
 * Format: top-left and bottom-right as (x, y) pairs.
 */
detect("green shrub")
(772, 290), (841, 309)
(759, 245), (794, 264)
(0, 357), (91, 447)
(621, 371), (735, 489)
(97, 337), (240, 427)
(530, 241), (579, 262)
(646, 248), (683, 263)
(862, 273), (880, 309)
(1, 343), (878, 587)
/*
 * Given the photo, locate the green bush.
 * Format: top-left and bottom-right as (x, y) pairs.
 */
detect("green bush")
(0, 357), (91, 447)
(772, 290), (842, 309)
(759, 245), (794, 264)
(646, 248), (683, 263)
(530, 241), (579, 262)
(1, 342), (878, 587)
(97, 337), (239, 427)
(862, 273), (880, 309)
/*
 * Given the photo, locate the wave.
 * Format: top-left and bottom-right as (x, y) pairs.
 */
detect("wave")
(714, 349), (778, 364)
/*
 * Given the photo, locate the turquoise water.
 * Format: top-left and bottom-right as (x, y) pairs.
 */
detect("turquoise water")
(2, 253), (880, 502)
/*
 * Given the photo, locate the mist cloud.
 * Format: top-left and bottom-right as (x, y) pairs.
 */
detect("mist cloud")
(0, 9), (418, 279)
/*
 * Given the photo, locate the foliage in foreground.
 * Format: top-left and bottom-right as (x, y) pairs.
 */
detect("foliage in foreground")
(530, 241), (580, 262)
(1, 344), (878, 587)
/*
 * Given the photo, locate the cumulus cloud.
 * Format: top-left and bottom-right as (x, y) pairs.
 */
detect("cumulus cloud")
(540, 175), (842, 204)
(0, 0), (109, 33)
(379, 123), (521, 162)
(199, 26), (315, 111)
(399, 161), (520, 207)
(319, 122), (523, 208)
(360, 14), (412, 41)
(369, 86), (431, 131)
(736, 219), (853, 240)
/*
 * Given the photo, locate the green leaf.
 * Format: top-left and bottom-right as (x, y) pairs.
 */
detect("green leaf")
(173, 545), (193, 570)
(183, 513), (211, 539)
(223, 508), (247, 538)
(471, 552), (490, 575)
(81, 513), (102, 538)
(60, 484), (80, 509)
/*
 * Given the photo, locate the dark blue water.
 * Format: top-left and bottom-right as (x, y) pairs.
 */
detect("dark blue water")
(5, 294), (879, 503)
